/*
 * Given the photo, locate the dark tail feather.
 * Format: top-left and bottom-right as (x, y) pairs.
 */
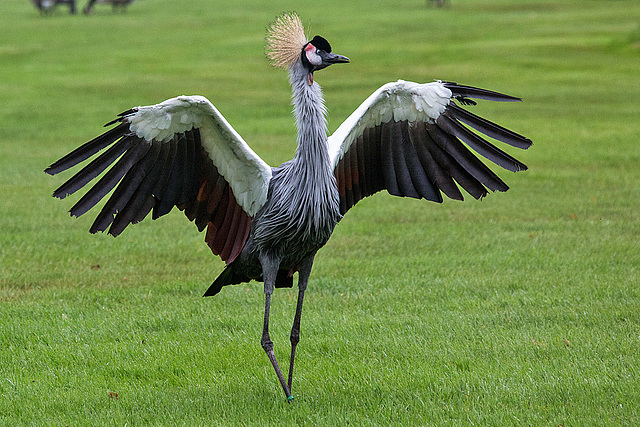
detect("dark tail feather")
(204, 265), (250, 297)
(275, 269), (294, 289)
(203, 266), (293, 297)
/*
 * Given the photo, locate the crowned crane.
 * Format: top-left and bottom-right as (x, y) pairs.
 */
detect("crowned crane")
(46, 12), (531, 400)
(83, 0), (135, 14)
(32, 0), (76, 14)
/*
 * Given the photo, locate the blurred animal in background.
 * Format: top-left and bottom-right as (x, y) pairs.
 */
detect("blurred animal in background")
(32, 0), (76, 14)
(429, 0), (451, 7)
(32, 0), (135, 15)
(83, 0), (135, 14)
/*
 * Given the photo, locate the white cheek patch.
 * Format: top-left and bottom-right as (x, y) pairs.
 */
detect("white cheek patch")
(305, 44), (323, 66)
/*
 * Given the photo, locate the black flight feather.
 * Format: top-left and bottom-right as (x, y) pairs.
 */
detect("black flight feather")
(446, 103), (532, 150)
(103, 108), (138, 127)
(442, 82), (522, 102)
(436, 114), (527, 173)
(151, 139), (179, 219)
(390, 121), (420, 198)
(52, 135), (136, 199)
(400, 123), (440, 202)
(45, 123), (129, 175)
(88, 141), (154, 233)
(107, 142), (164, 236)
(380, 122), (401, 196)
(132, 141), (172, 224)
(426, 123), (507, 195)
(69, 136), (150, 218)
(407, 123), (452, 201)
(155, 133), (188, 216)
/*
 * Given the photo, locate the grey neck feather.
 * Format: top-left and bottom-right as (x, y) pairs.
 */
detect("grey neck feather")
(251, 60), (340, 256)
(288, 61), (330, 171)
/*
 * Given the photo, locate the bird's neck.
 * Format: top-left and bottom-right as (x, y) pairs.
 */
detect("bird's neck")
(288, 62), (331, 171)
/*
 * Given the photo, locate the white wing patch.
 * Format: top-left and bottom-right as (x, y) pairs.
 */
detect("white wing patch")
(128, 95), (272, 216)
(328, 80), (452, 169)
(129, 96), (209, 142)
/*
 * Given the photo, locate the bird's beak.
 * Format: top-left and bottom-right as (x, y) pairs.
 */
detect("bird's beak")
(309, 52), (350, 85)
(325, 53), (350, 64)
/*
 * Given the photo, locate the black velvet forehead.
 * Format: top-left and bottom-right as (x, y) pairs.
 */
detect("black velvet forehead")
(310, 35), (332, 53)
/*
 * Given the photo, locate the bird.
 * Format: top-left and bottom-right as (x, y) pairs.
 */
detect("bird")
(45, 12), (532, 401)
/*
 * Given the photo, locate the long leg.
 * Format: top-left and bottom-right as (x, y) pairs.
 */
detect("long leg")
(287, 253), (315, 393)
(259, 254), (292, 400)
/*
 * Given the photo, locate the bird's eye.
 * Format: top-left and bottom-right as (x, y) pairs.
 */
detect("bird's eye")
(316, 49), (321, 55)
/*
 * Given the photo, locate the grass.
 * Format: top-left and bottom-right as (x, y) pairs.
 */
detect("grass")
(1, 0), (640, 424)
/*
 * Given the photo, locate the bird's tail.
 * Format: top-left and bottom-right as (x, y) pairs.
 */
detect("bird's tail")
(203, 264), (294, 297)
(203, 265), (250, 297)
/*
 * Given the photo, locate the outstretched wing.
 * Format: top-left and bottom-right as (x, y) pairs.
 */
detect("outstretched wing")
(45, 95), (272, 264)
(327, 80), (532, 215)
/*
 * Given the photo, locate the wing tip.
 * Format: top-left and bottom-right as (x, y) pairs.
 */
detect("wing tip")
(45, 161), (70, 176)
(443, 81), (524, 102)
(104, 109), (138, 127)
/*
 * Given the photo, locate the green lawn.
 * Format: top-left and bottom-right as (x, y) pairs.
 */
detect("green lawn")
(2, 0), (639, 424)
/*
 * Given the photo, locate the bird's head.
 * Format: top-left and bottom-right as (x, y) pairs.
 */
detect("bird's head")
(301, 35), (350, 73)
(266, 13), (349, 85)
